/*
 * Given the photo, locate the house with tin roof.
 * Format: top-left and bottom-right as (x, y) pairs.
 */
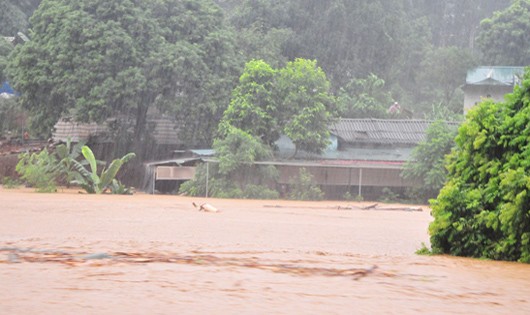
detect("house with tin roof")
(56, 115), (459, 199)
(272, 118), (460, 199)
(463, 66), (524, 114)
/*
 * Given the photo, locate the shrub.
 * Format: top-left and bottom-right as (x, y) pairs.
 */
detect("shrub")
(402, 120), (458, 202)
(16, 149), (59, 192)
(2, 176), (20, 189)
(288, 168), (324, 200)
(430, 69), (530, 263)
(379, 187), (400, 203)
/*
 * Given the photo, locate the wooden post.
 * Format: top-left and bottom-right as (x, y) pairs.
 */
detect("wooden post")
(205, 161), (209, 198)
(152, 166), (156, 194)
(358, 168), (363, 197)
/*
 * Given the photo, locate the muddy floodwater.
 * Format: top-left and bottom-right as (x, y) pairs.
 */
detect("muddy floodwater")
(1, 188), (529, 314)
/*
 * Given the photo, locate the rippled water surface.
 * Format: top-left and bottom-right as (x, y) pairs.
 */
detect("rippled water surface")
(1, 188), (529, 314)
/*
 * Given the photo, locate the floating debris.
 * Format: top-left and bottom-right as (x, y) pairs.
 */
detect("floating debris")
(192, 202), (220, 213)
(0, 247), (377, 280)
(83, 253), (112, 260)
(265, 204), (422, 212)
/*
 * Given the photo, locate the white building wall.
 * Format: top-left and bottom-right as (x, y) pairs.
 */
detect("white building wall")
(464, 85), (514, 114)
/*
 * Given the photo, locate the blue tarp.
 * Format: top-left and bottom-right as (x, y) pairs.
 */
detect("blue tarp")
(0, 81), (18, 95)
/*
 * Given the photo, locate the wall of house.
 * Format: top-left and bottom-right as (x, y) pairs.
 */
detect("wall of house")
(464, 85), (513, 114)
(276, 165), (418, 187)
(276, 164), (421, 200)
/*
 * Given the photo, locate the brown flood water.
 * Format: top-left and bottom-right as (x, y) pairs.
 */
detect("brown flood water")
(1, 188), (529, 314)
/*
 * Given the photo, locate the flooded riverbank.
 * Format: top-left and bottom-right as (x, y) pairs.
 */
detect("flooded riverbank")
(1, 188), (529, 314)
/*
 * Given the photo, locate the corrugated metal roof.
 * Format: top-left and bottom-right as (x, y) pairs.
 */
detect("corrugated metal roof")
(53, 116), (183, 145)
(330, 119), (459, 145)
(466, 66), (524, 86)
(145, 158), (202, 167)
(253, 159), (404, 170)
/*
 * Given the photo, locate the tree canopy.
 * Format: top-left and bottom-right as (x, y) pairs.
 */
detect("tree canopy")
(7, 0), (240, 150)
(220, 58), (336, 155)
(477, 0), (530, 66)
(430, 69), (530, 262)
(3, 0), (522, 151)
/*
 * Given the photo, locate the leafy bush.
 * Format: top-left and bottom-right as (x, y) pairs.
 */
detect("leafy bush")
(342, 191), (354, 201)
(54, 138), (85, 186)
(415, 243), (434, 255)
(16, 149), (59, 192)
(430, 69), (530, 262)
(402, 120), (458, 202)
(2, 176), (20, 189)
(288, 167), (324, 200)
(379, 187), (400, 203)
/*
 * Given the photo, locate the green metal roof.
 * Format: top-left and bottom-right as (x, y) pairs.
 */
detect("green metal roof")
(466, 66), (524, 86)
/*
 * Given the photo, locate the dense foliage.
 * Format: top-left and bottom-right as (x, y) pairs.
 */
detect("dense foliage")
(402, 121), (458, 201)
(16, 139), (84, 192)
(0, 38), (14, 83)
(7, 0), (240, 150)
(3, 0), (518, 146)
(430, 69), (530, 262)
(2, 0), (524, 203)
(477, 0), (530, 66)
(220, 58), (336, 155)
(15, 142), (134, 194)
(190, 58), (335, 198)
(16, 148), (59, 192)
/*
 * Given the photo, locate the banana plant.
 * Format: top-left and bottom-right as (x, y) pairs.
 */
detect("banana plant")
(72, 145), (135, 194)
(54, 137), (86, 187)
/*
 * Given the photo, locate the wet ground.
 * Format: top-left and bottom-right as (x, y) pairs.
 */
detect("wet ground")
(1, 188), (529, 314)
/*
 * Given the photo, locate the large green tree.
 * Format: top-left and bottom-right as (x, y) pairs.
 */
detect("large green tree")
(276, 59), (336, 154)
(337, 73), (392, 118)
(7, 0), (240, 152)
(227, 0), (293, 67)
(477, 0), (530, 66)
(430, 69), (530, 262)
(219, 59), (279, 145)
(220, 58), (336, 155)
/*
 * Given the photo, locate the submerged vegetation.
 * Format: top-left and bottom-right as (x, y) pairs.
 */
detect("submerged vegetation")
(15, 143), (134, 194)
(72, 146), (135, 194)
(288, 168), (324, 201)
(16, 148), (59, 192)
